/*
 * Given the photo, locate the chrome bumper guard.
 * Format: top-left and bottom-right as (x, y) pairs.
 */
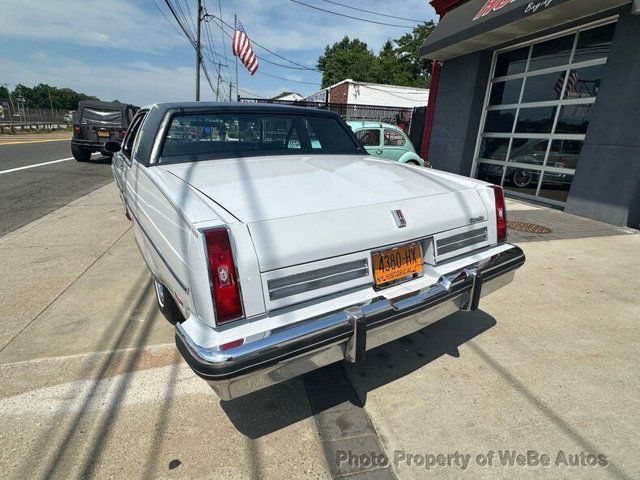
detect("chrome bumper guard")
(176, 244), (525, 400)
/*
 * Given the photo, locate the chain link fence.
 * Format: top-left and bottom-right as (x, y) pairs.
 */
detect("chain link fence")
(238, 98), (427, 153)
(0, 98), (70, 133)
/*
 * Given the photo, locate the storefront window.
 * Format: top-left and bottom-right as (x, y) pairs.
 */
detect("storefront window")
(522, 71), (566, 103)
(556, 104), (592, 134)
(528, 34), (574, 71)
(489, 79), (523, 105)
(474, 20), (616, 206)
(494, 46), (529, 77)
(485, 109), (516, 133)
(515, 106), (556, 133)
(479, 138), (510, 161)
(564, 64), (606, 99)
(573, 23), (616, 63)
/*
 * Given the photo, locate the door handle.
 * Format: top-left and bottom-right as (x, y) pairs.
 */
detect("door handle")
(375, 149), (383, 155)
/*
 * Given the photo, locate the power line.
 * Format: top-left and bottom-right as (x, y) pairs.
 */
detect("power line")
(181, 0), (198, 36)
(257, 71), (320, 86)
(217, 0), (229, 67)
(152, 0), (190, 41)
(356, 84), (428, 102)
(204, 17), (320, 86)
(319, 0), (426, 23)
(206, 13), (320, 72)
(159, 0), (221, 99)
(162, 0), (195, 47)
(288, 0), (415, 28)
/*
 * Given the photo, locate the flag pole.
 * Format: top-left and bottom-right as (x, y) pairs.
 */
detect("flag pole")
(234, 13), (239, 101)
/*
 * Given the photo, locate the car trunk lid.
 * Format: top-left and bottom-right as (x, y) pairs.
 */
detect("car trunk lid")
(159, 155), (488, 271)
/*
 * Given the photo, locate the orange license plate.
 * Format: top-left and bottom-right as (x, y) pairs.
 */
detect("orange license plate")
(97, 130), (110, 137)
(372, 242), (423, 287)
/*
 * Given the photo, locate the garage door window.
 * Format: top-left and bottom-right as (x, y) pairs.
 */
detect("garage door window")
(473, 20), (616, 206)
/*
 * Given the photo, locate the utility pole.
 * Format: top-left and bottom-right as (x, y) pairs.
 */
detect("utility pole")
(202, 11), (231, 100)
(195, 0), (202, 101)
(47, 86), (54, 122)
(215, 61), (221, 101)
(229, 82), (233, 102)
(234, 13), (239, 102)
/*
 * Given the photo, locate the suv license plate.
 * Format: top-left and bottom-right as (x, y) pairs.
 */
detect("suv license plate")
(372, 242), (423, 287)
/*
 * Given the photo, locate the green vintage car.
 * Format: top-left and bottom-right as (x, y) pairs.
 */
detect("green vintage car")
(347, 121), (426, 166)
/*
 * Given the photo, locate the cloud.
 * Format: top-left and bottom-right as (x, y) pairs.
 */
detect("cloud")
(1, 0), (438, 104)
(0, 56), (214, 105)
(226, 0), (437, 52)
(1, 0), (184, 53)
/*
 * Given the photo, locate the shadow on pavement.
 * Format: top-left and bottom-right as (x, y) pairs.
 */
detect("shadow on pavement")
(220, 310), (496, 439)
(19, 274), (157, 479)
(90, 155), (113, 165)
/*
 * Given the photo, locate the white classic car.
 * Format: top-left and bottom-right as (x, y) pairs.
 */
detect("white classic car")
(108, 103), (525, 401)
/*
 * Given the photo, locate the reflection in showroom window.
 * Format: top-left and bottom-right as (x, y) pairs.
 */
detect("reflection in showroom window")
(473, 20), (616, 206)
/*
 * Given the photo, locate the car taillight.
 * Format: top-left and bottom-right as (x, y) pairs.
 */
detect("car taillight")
(221, 339), (244, 351)
(73, 125), (81, 135)
(204, 228), (243, 324)
(491, 185), (507, 242)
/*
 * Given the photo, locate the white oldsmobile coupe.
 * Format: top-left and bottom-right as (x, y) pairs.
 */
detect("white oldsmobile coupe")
(109, 103), (525, 400)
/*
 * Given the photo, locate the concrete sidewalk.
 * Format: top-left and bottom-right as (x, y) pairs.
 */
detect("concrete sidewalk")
(344, 201), (639, 479)
(0, 183), (330, 479)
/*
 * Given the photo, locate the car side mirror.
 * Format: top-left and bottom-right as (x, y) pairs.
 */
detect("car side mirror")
(104, 140), (121, 153)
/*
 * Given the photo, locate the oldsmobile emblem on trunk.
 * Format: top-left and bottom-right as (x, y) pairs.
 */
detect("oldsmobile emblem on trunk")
(392, 209), (406, 228)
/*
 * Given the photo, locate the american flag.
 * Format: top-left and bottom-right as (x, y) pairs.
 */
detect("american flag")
(554, 71), (580, 98)
(232, 18), (258, 75)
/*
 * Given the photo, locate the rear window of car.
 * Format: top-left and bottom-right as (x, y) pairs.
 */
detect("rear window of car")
(81, 108), (122, 125)
(160, 112), (361, 160)
(355, 129), (381, 146)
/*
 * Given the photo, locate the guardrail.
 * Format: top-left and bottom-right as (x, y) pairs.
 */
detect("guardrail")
(0, 121), (68, 134)
(0, 98), (70, 133)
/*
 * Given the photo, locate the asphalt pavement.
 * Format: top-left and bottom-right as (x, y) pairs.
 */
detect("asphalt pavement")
(0, 139), (114, 236)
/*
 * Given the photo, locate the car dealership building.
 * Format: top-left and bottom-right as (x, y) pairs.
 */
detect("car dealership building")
(420, 0), (640, 227)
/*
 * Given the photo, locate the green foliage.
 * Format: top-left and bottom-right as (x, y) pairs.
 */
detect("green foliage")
(317, 37), (378, 88)
(3, 83), (99, 110)
(317, 22), (436, 89)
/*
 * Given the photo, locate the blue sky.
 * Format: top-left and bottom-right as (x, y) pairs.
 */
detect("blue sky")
(1, 0), (437, 105)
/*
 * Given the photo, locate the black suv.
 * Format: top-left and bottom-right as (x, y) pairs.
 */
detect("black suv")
(71, 100), (137, 162)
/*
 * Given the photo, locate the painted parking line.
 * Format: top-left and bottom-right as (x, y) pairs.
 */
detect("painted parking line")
(0, 138), (71, 146)
(0, 154), (100, 175)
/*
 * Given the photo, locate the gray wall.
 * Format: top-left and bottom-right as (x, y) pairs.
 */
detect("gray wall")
(565, 8), (640, 228)
(427, 51), (492, 176)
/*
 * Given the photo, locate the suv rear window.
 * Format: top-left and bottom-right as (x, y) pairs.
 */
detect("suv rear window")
(160, 112), (361, 160)
(81, 108), (122, 125)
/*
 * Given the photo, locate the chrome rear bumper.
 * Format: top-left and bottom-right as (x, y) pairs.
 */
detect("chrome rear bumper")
(176, 244), (525, 400)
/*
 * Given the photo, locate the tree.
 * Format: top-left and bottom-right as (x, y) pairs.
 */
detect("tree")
(393, 22), (436, 87)
(7, 83), (99, 110)
(317, 37), (378, 88)
(0, 84), (9, 100)
(317, 22), (436, 89)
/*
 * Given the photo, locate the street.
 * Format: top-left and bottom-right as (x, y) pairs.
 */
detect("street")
(0, 139), (112, 236)
(0, 139), (638, 479)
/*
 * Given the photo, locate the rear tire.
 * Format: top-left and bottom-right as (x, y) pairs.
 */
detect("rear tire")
(154, 279), (183, 325)
(72, 145), (91, 162)
(406, 160), (421, 166)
